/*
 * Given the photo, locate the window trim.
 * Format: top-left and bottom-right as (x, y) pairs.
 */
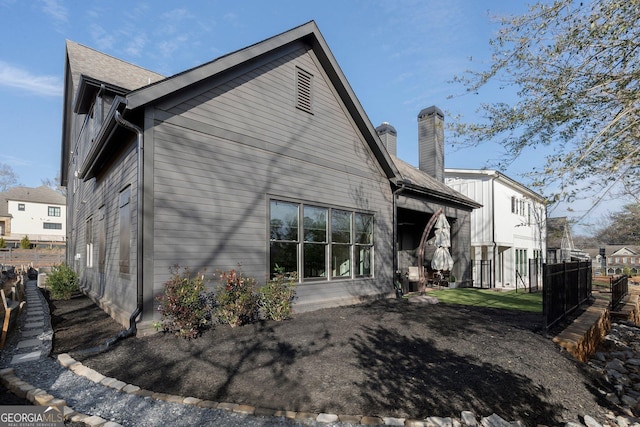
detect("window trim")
(43, 222), (63, 230)
(48, 206), (61, 217)
(269, 198), (374, 282)
(86, 216), (94, 268)
(119, 186), (131, 275)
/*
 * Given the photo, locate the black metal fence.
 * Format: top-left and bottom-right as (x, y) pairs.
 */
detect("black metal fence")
(470, 260), (492, 288)
(529, 258), (542, 293)
(543, 260), (592, 332)
(610, 275), (629, 309)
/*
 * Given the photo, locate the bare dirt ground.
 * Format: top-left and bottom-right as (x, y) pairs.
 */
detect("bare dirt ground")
(39, 291), (619, 427)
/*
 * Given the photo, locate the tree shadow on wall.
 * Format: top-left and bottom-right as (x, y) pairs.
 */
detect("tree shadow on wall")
(349, 323), (563, 427)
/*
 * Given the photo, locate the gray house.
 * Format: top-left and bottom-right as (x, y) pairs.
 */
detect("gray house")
(61, 21), (478, 333)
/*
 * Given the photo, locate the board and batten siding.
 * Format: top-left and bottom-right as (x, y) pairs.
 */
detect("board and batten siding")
(148, 43), (394, 312)
(446, 177), (494, 246)
(71, 136), (140, 328)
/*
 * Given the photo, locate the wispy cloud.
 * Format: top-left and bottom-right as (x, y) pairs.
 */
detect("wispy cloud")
(125, 35), (148, 57)
(40, 0), (68, 30)
(0, 61), (62, 97)
(89, 23), (116, 52)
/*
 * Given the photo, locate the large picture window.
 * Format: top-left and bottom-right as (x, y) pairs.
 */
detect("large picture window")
(269, 199), (373, 281)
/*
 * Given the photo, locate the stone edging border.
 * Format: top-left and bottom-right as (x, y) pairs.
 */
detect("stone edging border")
(0, 353), (523, 427)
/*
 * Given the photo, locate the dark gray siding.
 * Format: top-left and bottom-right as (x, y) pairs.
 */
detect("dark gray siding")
(148, 44), (394, 312)
(397, 194), (473, 285)
(70, 134), (139, 328)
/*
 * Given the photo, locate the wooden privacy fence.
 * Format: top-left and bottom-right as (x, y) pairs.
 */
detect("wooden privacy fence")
(0, 247), (64, 268)
(543, 260), (592, 333)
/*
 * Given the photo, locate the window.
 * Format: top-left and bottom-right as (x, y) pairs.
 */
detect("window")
(43, 222), (62, 230)
(354, 213), (374, 276)
(331, 210), (352, 278)
(515, 248), (528, 276)
(48, 206), (61, 217)
(295, 67), (313, 114)
(269, 199), (374, 281)
(270, 200), (299, 275)
(303, 206), (328, 278)
(98, 206), (106, 273)
(86, 217), (93, 268)
(18, 203), (25, 211)
(119, 187), (131, 274)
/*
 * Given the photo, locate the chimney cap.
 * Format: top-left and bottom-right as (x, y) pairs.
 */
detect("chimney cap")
(376, 122), (397, 136)
(418, 105), (444, 120)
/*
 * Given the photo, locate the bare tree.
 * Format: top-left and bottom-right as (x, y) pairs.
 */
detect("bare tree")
(594, 203), (640, 245)
(0, 163), (19, 192)
(42, 173), (67, 197)
(450, 0), (640, 213)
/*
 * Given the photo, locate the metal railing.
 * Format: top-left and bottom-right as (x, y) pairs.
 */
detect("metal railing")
(543, 260), (592, 333)
(610, 275), (629, 310)
(529, 258), (542, 293)
(471, 260), (492, 288)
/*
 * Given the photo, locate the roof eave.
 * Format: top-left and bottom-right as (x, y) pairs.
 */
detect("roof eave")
(79, 96), (127, 181)
(402, 182), (482, 210)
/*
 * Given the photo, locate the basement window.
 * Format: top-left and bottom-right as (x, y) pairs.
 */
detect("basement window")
(295, 67), (313, 114)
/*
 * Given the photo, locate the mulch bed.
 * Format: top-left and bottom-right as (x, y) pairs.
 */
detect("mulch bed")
(41, 291), (619, 426)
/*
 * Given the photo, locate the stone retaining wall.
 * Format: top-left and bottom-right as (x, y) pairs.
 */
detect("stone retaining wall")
(554, 292), (640, 362)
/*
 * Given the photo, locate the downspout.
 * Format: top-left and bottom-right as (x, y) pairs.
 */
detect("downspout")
(392, 179), (407, 298)
(491, 174), (497, 288)
(113, 109), (144, 339)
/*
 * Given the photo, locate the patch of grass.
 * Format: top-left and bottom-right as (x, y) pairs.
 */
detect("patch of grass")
(423, 288), (542, 312)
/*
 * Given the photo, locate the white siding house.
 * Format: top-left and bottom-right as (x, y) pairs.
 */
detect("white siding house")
(444, 169), (546, 288)
(0, 186), (66, 246)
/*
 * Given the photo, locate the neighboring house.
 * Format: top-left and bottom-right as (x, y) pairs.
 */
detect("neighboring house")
(0, 186), (66, 247)
(546, 216), (588, 263)
(61, 21), (479, 333)
(583, 246), (640, 276)
(444, 169), (546, 288)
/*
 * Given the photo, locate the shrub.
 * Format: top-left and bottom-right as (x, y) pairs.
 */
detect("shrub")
(47, 263), (79, 300)
(215, 269), (259, 327)
(156, 266), (211, 339)
(0, 237), (5, 248)
(258, 267), (297, 321)
(20, 235), (31, 249)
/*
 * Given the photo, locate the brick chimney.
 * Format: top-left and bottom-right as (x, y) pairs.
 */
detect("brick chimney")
(375, 122), (397, 156)
(417, 106), (444, 182)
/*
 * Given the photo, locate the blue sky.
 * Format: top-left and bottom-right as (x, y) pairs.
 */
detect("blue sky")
(0, 0), (616, 233)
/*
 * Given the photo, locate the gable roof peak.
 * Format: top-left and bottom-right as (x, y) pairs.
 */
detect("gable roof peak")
(65, 39), (165, 93)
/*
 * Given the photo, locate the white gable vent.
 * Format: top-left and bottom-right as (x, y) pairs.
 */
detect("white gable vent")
(296, 67), (313, 114)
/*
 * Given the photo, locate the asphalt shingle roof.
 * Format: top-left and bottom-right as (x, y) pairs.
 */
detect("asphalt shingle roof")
(391, 155), (481, 208)
(66, 40), (165, 93)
